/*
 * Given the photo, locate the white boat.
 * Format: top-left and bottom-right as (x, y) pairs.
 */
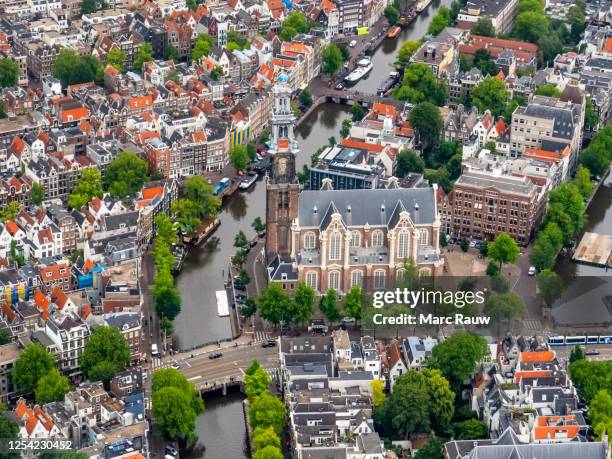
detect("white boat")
(216, 290), (229, 317)
(416, 0), (432, 12)
(344, 57), (373, 83)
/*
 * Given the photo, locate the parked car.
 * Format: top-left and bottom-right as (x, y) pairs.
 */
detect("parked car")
(349, 39), (357, 47)
(208, 352), (223, 359)
(335, 82), (345, 90)
(151, 343), (159, 356)
(171, 362), (180, 370)
(262, 339), (277, 348)
(165, 446), (178, 457)
(528, 266), (536, 276)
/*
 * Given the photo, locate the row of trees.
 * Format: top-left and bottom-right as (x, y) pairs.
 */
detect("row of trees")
(11, 326), (131, 404)
(152, 368), (205, 447)
(245, 361), (286, 459)
(375, 333), (489, 453)
(569, 349), (612, 439)
(580, 126), (612, 177)
(511, 0), (586, 65)
(67, 151), (149, 209)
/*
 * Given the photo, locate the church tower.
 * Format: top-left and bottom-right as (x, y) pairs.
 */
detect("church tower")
(265, 75), (300, 262)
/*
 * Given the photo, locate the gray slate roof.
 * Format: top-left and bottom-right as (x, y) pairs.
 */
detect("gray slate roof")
(298, 188), (436, 229)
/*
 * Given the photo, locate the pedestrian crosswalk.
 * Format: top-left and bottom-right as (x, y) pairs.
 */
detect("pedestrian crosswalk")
(254, 331), (272, 342)
(152, 357), (164, 369)
(523, 319), (543, 332)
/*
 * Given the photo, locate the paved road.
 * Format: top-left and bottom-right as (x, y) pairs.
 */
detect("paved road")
(176, 344), (280, 390)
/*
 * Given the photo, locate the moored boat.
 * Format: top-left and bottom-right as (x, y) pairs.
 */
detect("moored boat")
(386, 26), (401, 38)
(344, 57), (373, 84)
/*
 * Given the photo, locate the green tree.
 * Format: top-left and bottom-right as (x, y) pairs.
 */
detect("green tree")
(409, 102), (443, 152)
(244, 362), (271, 401)
(490, 274), (509, 293)
(396, 40), (421, 68)
(234, 230), (249, 249)
(154, 286), (182, 321)
(184, 175), (221, 218)
(80, 326), (131, 383)
(285, 11), (310, 31)
(472, 17), (495, 37)
(30, 182), (44, 206)
(52, 49), (101, 87)
(344, 285), (363, 321)
(104, 151), (148, 197)
(428, 6), (451, 36)
(279, 26), (297, 42)
(537, 33), (563, 66)
(473, 49), (496, 76)
(548, 181), (586, 239)
(320, 289), (340, 323)
(351, 104), (366, 122)
(567, 4), (586, 43)
(340, 118), (352, 138)
(257, 283), (294, 326)
(487, 232), (520, 269)
(321, 43), (343, 75)
(460, 237), (469, 252)
(191, 33), (215, 61)
(584, 99), (599, 130)
(568, 359), (612, 402)
(107, 48), (126, 72)
(428, 333), (488, 391)
(0, 58), (19, 88)
(249, 393), (286, 434)
(454, 419), (488, 440)
(535, 83), (561, 97)
(384, 5), (400, 25)
(240, 297), (257, 319)
(35, 368), (70, 404)
(165, 44), (180, 63)
(252, 216), (266, 233)
(80, 0), (96, 14)
(395, 63), (447, 106)
(530, 232), (559, 271)
(479, 240), (489, 257)
(133, 43), (153, 72)
(569, 344), (584, 364)
(512, 11), (549, 43)
(152, 368), (205, 414)
(396, 149), (425, 176)
(229, 144), (249, 171)
(0, 329), (12, 345)
(472, 77), (510, 118)
(253, 446), (284, 459)
(0, 201), (19, 222)
(371, 379), (385, 407)
(152, 386), (198, 444)
(484, 292), (526, 326)
(0, 413), (20, 459)
(414, 436), (443, 459)
(68, 168), (103, 209)
(293, 282), (315, 325)
(252, 427), (281, 451)
(376, 368), (454, 438)
(536, 269), (562, 307)
(12, 343), (56, 395)
(210, 66), (223, 81)
(299, 89), (312, 107)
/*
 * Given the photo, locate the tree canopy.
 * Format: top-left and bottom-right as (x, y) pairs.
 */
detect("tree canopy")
(133, 43), (153, 72)
(472, 77), (510, 118)
(428, 6), (451, 36)
(472, 18), (495, 37)
(428, 333), (488, 391)
(487, 232), (520, 268)
(35, 368), (70, 405)
(152, 387), (198, 444)
(229, 145), (249, 171)
(68, 168), (103, 210)
(152, 368), (204, 414)
(0, 58), (19, 88)
(104, 151), (148, 197)
(322, 43), (343, 76)
(248, 393), (286, 434)
(396, 40), (422, 68)
(80, 326), (131, 382)
(409, 102), (444, 152)
(395, 63), (448, 106)
(52, 49), (101, 87)
(12, 343), (56, 395)
(375, 368), (454, 439)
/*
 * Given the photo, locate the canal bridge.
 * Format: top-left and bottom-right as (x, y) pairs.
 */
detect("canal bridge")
(169, 343), (280, 395)
(318, 89), (406, 109)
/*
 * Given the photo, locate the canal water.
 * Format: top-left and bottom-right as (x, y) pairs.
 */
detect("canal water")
(556, 171), (612, 277)
(351, 0), (453, 93)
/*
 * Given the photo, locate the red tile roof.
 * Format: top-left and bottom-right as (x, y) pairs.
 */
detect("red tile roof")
(340, 138), (385, 152)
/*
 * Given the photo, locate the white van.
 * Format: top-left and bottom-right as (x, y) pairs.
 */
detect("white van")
(151, 343), (159, 356)
(349, 39), (357, 47)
